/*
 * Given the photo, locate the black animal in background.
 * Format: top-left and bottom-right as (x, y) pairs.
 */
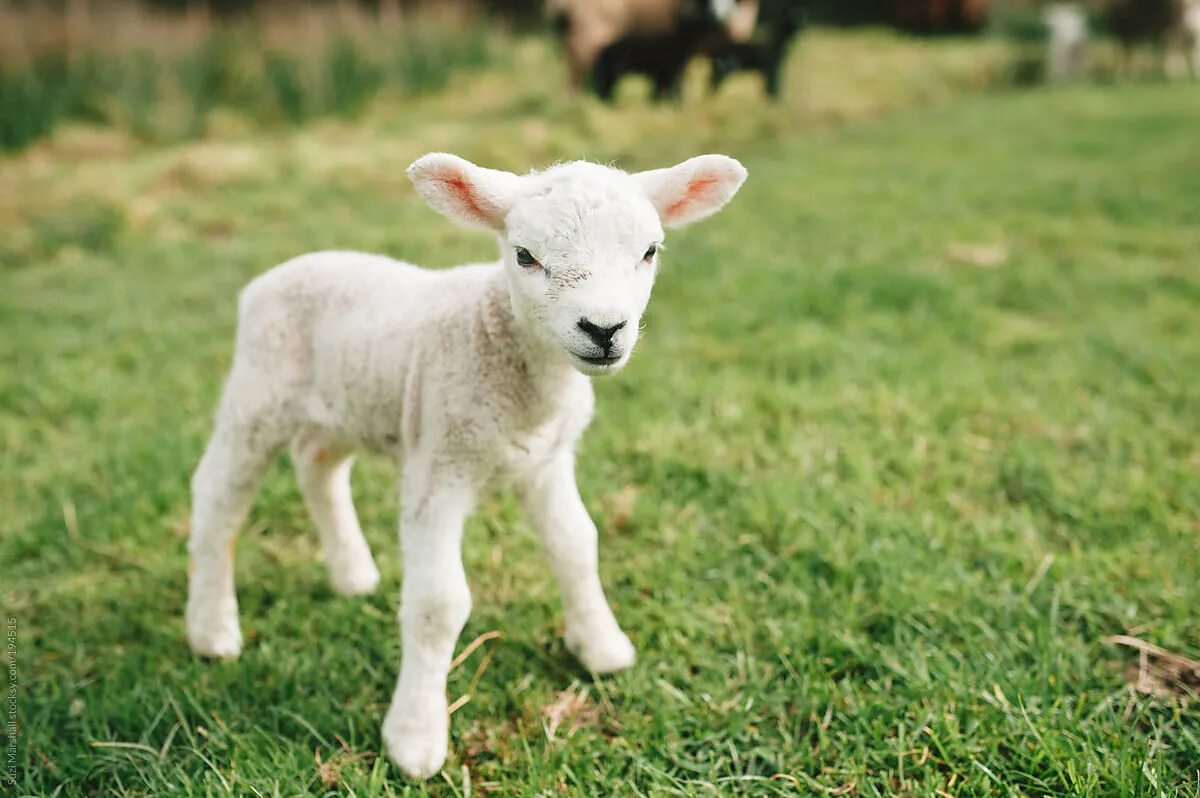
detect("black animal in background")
(591, 1), (725, 101)
(1105, 0), (1200, 76)
(1108, 0), (1179, 48)
(709, 0), (808, 98)
(589, 0), (807, 102)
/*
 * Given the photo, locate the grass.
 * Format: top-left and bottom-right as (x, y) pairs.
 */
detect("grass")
(0, 2), (497, 152)
(3, 28), (1200, 797)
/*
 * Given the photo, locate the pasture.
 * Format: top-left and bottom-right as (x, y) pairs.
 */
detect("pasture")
(2, 29), (1199, 797)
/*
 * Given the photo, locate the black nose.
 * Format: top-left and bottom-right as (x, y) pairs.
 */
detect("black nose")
(577, 318), (626, 349)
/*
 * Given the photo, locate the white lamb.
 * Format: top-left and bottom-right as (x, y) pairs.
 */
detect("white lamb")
(185, 152), (747, 778)
(1043, 3), (1089, 83)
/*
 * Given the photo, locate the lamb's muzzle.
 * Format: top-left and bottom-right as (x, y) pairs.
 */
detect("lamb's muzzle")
(184, 152), (747, 779)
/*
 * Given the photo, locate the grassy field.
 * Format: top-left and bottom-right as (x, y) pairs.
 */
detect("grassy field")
(3, 30), (1200, 797)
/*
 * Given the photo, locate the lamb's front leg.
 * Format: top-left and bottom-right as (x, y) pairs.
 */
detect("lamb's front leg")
(519, 453), (635, 674)
(383, 466), (475, 779)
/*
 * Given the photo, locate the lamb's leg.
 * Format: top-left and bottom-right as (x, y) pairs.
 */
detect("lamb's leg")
(519, 454), (635, 674)
(186, 418), (276, 659)
(709, 55), (731, 93)
(382, 463), (475, 780)
(290, 432), (380, 596)
(764, 52), (784, 99)
(1171, 24), (1200, 79)
(1165, 35), (1188, 79)
(651, 57), (686, 103)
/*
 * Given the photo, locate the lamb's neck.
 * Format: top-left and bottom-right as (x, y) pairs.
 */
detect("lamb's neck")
(474, 265), (583, 397)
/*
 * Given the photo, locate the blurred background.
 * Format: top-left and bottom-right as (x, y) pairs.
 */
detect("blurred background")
(1, 0), (1198, 155)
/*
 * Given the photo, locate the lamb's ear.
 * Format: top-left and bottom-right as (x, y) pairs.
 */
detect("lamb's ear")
(633, 154), (747, 228)
(407, 152), (521, 231)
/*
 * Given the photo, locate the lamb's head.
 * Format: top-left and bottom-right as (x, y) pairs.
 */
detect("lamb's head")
(407, 153), (746, 376)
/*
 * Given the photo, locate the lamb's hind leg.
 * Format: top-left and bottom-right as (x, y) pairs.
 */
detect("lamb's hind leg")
(291, 431), (380, 596)
(186, 407), (278, 659)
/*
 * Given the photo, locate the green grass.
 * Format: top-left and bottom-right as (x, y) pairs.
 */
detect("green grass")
(0, 16), (497, 152)
(2, 34), (1199, 796)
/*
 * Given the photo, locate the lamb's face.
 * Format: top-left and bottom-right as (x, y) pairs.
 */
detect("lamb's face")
(407, 152), (747, 377)
(501, 171), (663, 375)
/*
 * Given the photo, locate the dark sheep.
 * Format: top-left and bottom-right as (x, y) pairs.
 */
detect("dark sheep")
(591, 2), (726, 101)
(709, 0), (808, 98)
(590, 0), (807, 102)
(549, 0), (694, 90)
(1108, 0), (1180, 47)
(1106, 0), (1200, 77)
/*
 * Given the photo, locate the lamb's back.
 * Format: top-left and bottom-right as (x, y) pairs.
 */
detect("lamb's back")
(231, 250), (501, 443)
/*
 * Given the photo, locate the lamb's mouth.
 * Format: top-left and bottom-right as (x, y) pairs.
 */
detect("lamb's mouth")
(573, 351), (623, 367)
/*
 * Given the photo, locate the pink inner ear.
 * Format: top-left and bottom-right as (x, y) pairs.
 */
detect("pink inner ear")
(436, 172), (486, 222)
(665, 176), (719, 220)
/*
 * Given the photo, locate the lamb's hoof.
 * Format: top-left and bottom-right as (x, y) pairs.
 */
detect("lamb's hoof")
(329, 557), (381, 597)
(383, 720), (448, 780)
(568, 628), (636, 675)
(187, 618), (243, 660)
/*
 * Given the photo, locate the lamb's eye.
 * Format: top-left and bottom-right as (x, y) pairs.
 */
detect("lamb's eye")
(515, 247), (540, 268)
(642, 244), (658, 262)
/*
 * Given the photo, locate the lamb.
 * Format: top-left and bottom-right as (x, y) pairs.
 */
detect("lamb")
(1043, 3), (1089, 83)
(184, 152), (747, 779)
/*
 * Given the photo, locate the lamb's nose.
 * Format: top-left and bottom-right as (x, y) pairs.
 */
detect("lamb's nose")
(578, 318), (626, 349)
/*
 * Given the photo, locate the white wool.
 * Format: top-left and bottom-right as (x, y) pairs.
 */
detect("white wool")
(1183, 0), (1200, 71)
(185, 152), (746, 779)
(1044, 3), (1087, 43)
(1044, 3), (1089, 82)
